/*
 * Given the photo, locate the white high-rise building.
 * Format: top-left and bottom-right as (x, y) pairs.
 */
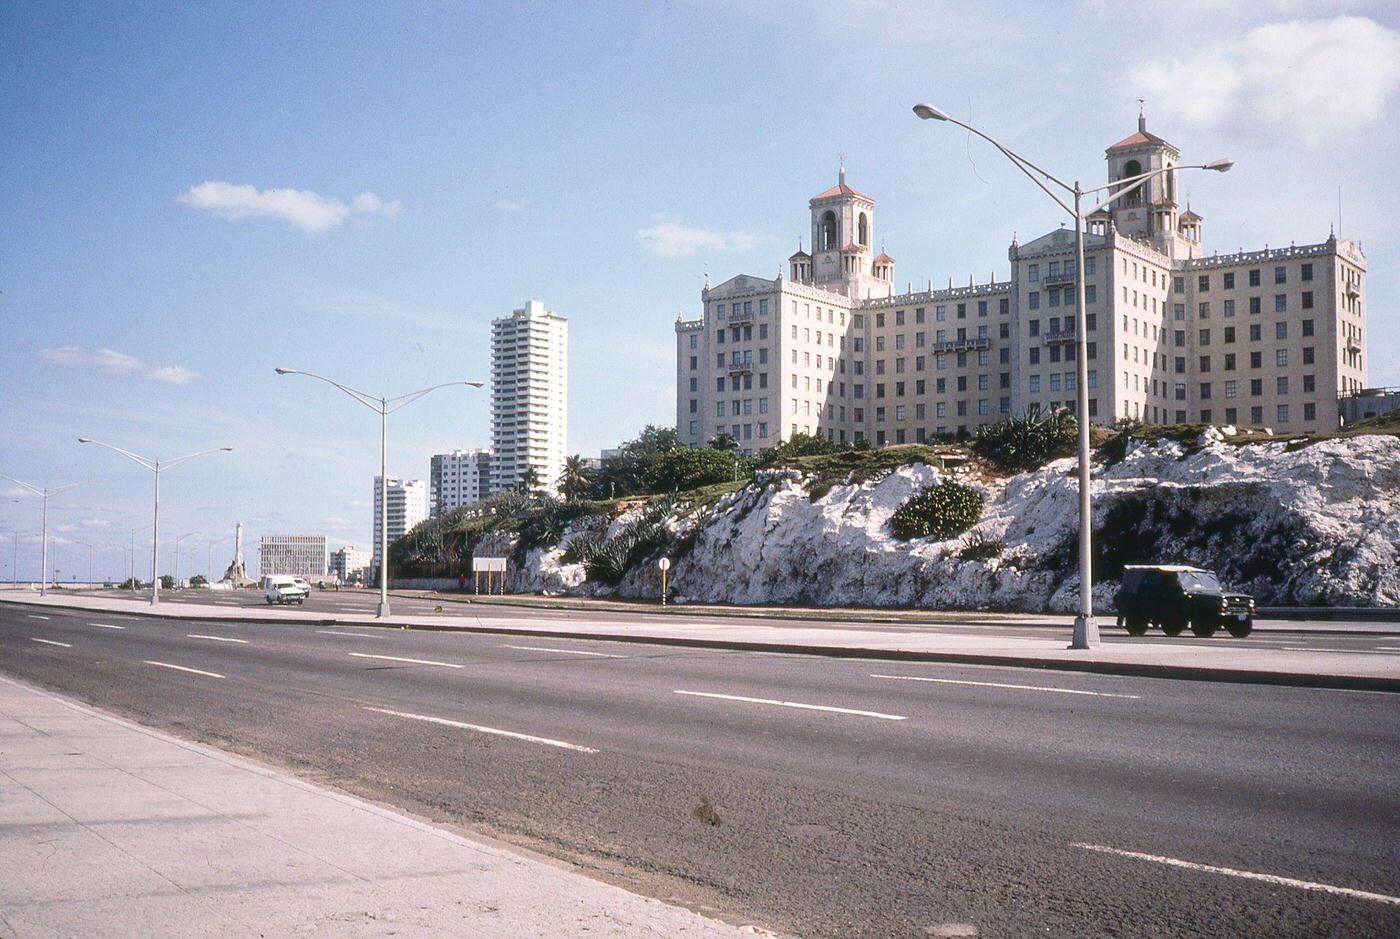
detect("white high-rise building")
(371, 476), (428, 578)
(430, 448), (492, 516)
(258, 535), (327, 580)
(677, 117), (1366, 450)
(491, 299), (568, 494)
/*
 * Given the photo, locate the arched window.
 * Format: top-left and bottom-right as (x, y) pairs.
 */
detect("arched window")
(820, 211), (838, 251)
(1121, 160), (1143, 205)
(858, 212), (869, 246)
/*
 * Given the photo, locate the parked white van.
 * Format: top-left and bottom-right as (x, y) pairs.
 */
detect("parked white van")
(264, 575), (309, 605)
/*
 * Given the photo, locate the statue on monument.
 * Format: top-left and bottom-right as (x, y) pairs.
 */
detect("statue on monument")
(221, 521), (256, 587)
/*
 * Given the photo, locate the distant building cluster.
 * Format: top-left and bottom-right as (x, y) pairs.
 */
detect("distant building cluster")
(355, 299), (570, 581)
(677, 117), (1368, 453)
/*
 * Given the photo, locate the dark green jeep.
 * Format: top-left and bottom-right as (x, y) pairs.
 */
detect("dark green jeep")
(1115, 565), (1256, 638)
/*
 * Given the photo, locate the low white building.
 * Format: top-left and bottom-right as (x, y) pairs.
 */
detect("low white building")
(372, 477), (428, 579)
(258, 535), (327, 580)
(329, 545), (372, 583)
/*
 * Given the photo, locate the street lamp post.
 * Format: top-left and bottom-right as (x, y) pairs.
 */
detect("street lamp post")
(74, 541), (96, 585)
(173, 532), (197, 587)
(77, 439), (233, 606)
(912, 102), (1232, 649)
(275, 368), (484, 618)
(0, 476), (77, 597)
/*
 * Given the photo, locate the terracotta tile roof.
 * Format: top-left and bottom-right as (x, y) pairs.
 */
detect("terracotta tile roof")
(841, 242), (866, 253)
(874, 252), (895, 264)
(812, 182), (871, 201)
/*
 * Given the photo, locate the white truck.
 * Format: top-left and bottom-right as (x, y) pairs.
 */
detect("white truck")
(264, 575), (309, 605)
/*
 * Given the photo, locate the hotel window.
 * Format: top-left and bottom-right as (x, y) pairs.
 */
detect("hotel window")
(1276, 376), (1289, 395)
(1302, 346), (1314, 365)
(1223, 272), (1235, 289)
(1275, 295), (1287, 313)
(895, 310), (905, 326)
(1223, 299), (1235, 317)
(759, 299), (768, 315)
(1250, 351), (1262, 368)
(1225, 353), (1236, 370)
(1303, 402), (1316, 421)
(1304, 374), (1316, 393)
(1198, 275), (1210, 292)
(1301, 263), (1313, 282)
(1174, 304), (1186, 321)
(1200, 383), (1212, 400)
(1000, 297), (1010, 315)
(1276, 322), (1288, 340)
(957, 303), (967, 319)
(1302, 319), (1314, 337)
(1248, 269), (1260, 287)
(1199, 355), (1211, 372)
(1028, 348), (1040, 365)
(1085, 284), (1097, 304)
(1251, 379), (1263, 396)
(1249, 324), (1262, 341)
(1029, 375), (1041, 393)
(1028, 292), (1040, 310)
(876, 313), (885, 327)
(1274, 266), (1286, 284)
(1249, 296), (1261, 315)
(1225, 380), (1237, 398)
(1302, 291), (1313, 310)
(1199, 302), (1210, 319)
(1251, 406), (1263, 424)
(1028, 263), (1039, 282)
(1277, 404), (1289, 423)
(1199, 329), (1210, 346)
(1276, 349), (1288, 367)
(915, 307), (926, 324)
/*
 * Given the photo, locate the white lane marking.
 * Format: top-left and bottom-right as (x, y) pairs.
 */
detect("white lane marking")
(1374, 646), (1400, 652)
(30, 637), (72, 648)
(503, 645), (626, 658)
(871, 673), (1141, 699)
(27, 615), (51, 620)
(187, 634), (249, 644)
(362, 706), (597, 753)
(88, 622), (126, 630)
(317, 629), (382, 638)
(1279, 647), (1400, 656)
(1073, 843), (1400, 907)
(674, 690), (906, 721)
(145, 660), (225, 679)
(348, 652), (463, 669)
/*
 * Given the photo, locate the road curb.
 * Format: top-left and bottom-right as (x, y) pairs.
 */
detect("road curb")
(7, 597), (1399, 694)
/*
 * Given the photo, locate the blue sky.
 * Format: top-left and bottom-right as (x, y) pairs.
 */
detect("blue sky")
(3, 1), (1398, 580)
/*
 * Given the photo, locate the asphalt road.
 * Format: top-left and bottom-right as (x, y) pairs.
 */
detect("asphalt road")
(3, 602), (1398, 937)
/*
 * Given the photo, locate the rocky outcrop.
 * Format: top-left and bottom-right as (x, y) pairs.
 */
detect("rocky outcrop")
(499, 431), (1400, 610)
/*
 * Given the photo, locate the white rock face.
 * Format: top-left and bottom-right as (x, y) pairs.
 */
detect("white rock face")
(503, 434), (1400, 609)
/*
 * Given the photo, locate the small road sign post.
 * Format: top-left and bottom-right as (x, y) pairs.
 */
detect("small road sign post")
(658, 557), (670, 606)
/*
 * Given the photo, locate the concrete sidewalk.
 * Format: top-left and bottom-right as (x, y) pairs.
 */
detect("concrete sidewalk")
(0, 675), (756, 938)
(4, 592), (1399, 692)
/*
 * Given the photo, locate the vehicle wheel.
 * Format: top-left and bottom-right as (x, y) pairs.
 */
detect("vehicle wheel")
(1190, 619), (1219, 638)
(1124, 616), (1149, 637)
(265, 597), (273, 605)
(1226, 618), (1253, 639)
(1161, 619), (1186, 637)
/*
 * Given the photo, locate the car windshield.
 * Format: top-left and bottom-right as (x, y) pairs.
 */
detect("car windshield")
(1176, 571), (1223, 592)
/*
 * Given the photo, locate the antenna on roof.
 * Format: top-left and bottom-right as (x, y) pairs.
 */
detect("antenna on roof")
(1137, 97), (1146, 132)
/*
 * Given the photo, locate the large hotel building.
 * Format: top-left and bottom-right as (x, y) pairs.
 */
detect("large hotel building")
(675, 117), (1367, 452)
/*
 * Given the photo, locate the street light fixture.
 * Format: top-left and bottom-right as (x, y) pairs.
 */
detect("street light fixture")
(275, 368), (484, 618)
(77, 439), (233, 606)
(912, 102), (1231, 649)
(0, 476), (77, 597)
(173, 531), (197, 588)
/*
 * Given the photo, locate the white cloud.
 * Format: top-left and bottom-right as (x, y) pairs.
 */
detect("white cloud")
(145, 366), (200, 385)
(637, 216), (763, 258)
(80, 518), (111, 528)
(496, 199), (524, 212)
(38, 347), (201, 385)
(1132, 16), (1400, 145)
(179, 181), (401, 233)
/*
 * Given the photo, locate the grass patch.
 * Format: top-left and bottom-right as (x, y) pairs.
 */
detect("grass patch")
(770, 444), (965, 501)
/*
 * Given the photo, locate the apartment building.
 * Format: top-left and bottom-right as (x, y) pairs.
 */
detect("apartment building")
(676, 118), (1366, 451)
(430, 448), (492, 516)
(329, 544), (372, 584)
(491, 300), (568, 494)
(258, 535), (327, 580)
(371, 476), (428, 577)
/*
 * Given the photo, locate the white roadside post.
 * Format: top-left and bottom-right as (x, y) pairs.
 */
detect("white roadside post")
(658, 557), (670, 606)
(76, 440), (233, 606)
(0, 476), (78, 598)
(276, 369), (484, 618)
(912, 102), (1231, 649)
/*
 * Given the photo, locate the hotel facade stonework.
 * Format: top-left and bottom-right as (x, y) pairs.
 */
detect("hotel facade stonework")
(676, 118), (1367, 453)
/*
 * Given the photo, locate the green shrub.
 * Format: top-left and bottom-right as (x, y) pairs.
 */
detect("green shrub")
(644, 447), (743, 493)
(890, 480), (983, 541)
(973, 408), (1078, 472)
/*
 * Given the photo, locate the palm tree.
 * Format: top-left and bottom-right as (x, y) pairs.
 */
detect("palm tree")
(517, 466), (542, 493)
(558, 454), (593, 501)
